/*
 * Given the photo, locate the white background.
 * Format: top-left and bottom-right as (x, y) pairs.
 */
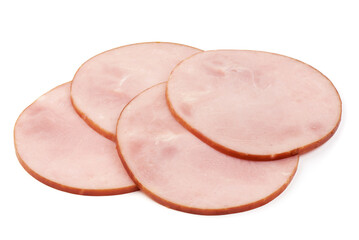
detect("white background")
(1, 0), (358, 239)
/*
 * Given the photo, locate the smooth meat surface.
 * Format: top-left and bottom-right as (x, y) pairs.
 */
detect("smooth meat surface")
(166, 50), (342, 160)
(117, 83), (298, 215)
(14, 83), (136, 195)
(71, 42), (201, 140)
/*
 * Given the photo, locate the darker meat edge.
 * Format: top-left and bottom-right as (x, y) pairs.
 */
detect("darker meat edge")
(15, 149), (138, 196)
(70, 96), (117, 142)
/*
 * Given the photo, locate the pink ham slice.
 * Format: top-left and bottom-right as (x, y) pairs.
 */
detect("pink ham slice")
(166, 50), (342, 160)
(14, 83), (137, 195)
(116, 83), (298, 215)
(71, 42), (201, 141)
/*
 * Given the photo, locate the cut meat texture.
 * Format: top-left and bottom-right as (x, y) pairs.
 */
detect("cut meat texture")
(116, 83), (298, 215)
(71, 42), (202, 141)
(14, 83), (137, 196)
(166, 50), (342, 160)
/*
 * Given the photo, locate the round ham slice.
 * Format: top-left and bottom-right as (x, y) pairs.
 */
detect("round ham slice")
(14, 83), (137, 196)
(71, 42), (202, 141)
(116, 83), (298, 215)
(166, 50), (342, 160)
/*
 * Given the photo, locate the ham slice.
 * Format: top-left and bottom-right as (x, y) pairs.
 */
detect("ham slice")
(71, 42), (201, 141)
(116, 83), (298, 215)
(14, 83), (137, 195)
(166, 50), (342, 160)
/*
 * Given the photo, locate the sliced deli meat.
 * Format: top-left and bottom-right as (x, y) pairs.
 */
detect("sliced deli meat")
(71, 42), (201, 141)
(117, 83), (298, 215)
(167, 50), (342, 160)
(14, 83), (137, 195)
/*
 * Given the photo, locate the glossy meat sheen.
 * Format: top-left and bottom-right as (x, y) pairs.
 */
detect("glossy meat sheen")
(14, 83), (136, 195)
(167, 50), (342, 160)
(117, 83), (298, 215)
(71, 42), (201, 141)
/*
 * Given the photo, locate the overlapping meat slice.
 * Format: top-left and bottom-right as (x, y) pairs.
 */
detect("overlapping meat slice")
(166, 50), (342, 160)
(117, 83), (298, 215)
(14, 83), (137, 195)
(71, 42), (201, 141)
